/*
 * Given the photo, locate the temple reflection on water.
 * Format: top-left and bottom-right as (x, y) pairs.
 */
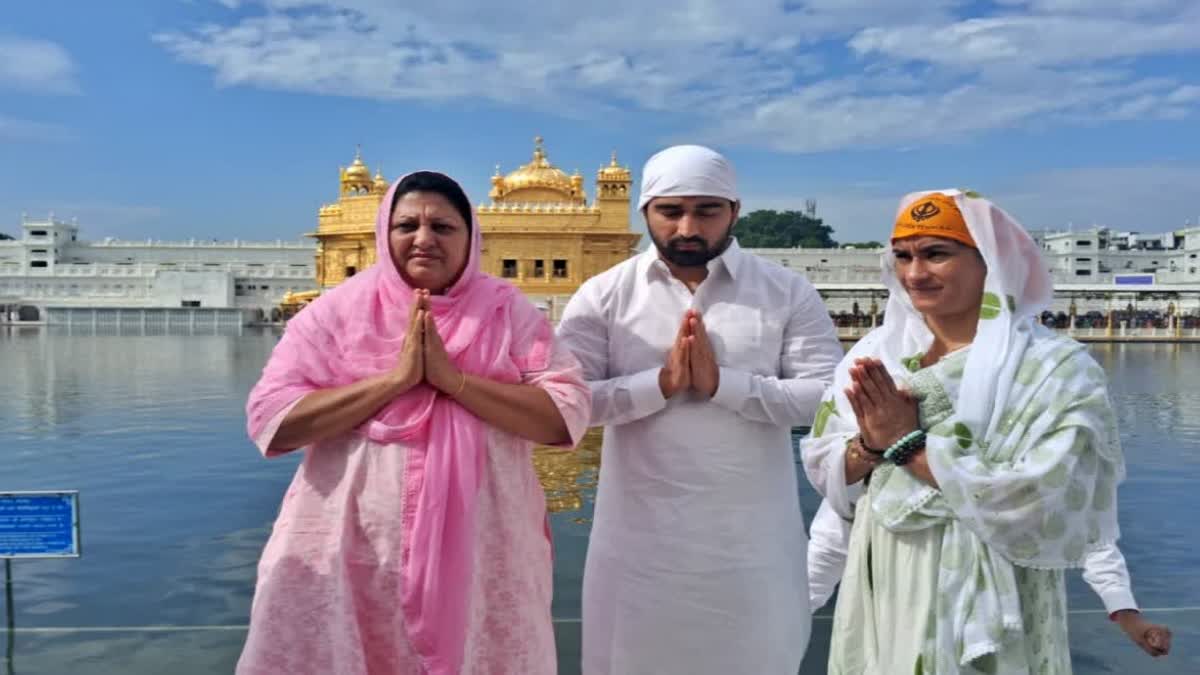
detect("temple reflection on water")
(533, 428), (601, 515)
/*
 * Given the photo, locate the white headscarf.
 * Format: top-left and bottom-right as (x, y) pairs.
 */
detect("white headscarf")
(637, 145), (739, 210)
(847, 188), (1054, 442)
(829, 189), (1123, 667)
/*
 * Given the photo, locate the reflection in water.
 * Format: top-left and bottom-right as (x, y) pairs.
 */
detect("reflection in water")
(3, 333), (1200, 673)
(533, 428), (602, 516)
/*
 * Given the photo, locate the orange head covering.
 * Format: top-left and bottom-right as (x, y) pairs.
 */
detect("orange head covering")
(891, 192), (976, 249)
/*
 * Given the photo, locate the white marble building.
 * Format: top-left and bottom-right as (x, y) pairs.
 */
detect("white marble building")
(749, 224), (1200, 315)
(5, 212), (1199, 325)
(0, 216), (317, 322)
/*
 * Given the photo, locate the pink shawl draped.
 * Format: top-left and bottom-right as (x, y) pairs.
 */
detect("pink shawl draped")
(246, 172), (553, 674)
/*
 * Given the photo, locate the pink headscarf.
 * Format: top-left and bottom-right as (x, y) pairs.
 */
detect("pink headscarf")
(246, 172), (553, 674)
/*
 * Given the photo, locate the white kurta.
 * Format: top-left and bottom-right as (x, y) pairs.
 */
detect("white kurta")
(556, 241), (844, 675)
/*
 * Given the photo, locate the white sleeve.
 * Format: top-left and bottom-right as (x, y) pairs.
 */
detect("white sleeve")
(1082, 542), (1138, 615)
(555, 281), (669, 427)
(807, 499), (853, 611)
(711, 277), (843, 426)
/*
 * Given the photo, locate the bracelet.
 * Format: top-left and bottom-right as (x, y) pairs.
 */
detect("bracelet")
(883, 429), (926, 466)
(847, 437), (884, 465)
(890, 440), (923, 466)
(857, 433), (886, 456)
(451, 372), (467, 397)
(882, 430), (922, 460)
(887, 433), (924, 465)
(860, 446), (885, 465)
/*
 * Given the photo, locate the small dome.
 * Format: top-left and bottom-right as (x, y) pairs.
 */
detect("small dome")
(598, 151), (631, 181)
(341, 147), (370, 184)
(373, 170), (389, 193)
(501, 137), (574, 195)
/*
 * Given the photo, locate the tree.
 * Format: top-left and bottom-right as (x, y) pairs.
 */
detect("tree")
(0, 232), (13, 241)
(732, 209), (837, 248)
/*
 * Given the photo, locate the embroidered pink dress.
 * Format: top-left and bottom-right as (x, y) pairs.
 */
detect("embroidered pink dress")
(238, 343), (588, 675)
(238, 172), (591, 674)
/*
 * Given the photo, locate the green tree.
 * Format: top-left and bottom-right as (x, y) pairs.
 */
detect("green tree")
(0, 232), (13, 240)
(732, 208), (837, 248)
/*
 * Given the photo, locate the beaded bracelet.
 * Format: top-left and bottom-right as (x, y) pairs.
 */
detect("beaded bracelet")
(889, 431), (925, 466)
(847, 435), (885, 465)
(883, 429), (926, 466)
(890, 437), (924, 466)
(854, 433), (886, 456)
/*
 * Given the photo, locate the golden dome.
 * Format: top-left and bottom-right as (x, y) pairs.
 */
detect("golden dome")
(500, 136), (575, 195)
(342, 147), (370, 183)
(598, 151), (631, 181)
(373, 169), (389, 193)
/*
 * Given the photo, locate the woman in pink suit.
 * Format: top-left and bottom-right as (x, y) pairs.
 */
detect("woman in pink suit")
(240, 170), (591, 675)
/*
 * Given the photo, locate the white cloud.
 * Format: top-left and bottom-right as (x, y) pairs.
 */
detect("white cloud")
(155, 0), (1200, 152)
(701, 67), (1197, 152)
(0, 115), (74, 143)
(0, 37), (80, 95)
(848, 12), (1200, 69)
(1166, 85), (1200, 105)
(994, 0), (1190, 18)
(154, 2), (831, 114)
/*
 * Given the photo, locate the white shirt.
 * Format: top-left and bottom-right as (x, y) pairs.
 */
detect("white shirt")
(563, 241), (844, 431)
(807, 498), (1139, 615)
(556, 241), (844, 675)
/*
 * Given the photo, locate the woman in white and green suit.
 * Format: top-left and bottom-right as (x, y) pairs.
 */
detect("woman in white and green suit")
(801, 190), (1125, 674)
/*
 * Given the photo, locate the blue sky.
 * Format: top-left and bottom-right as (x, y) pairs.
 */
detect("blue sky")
(2, 0), (1199, 245)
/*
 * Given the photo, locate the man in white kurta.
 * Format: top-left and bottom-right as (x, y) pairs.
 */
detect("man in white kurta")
(556, 145), (844, 674)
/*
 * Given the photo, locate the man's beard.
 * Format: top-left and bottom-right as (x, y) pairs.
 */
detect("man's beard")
(651, 229), (733, 268)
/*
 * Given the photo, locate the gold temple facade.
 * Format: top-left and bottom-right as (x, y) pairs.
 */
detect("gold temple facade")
(292, 138), (640, 308)
(309, 148), (391, 289)
(478, 138), (641, 295)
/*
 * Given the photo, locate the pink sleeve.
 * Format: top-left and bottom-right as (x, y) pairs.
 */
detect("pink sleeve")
(245, 322), (325, 447)
(506, 293), (555, 372)
(522, 339), (592, 449)
(253, 397), (305, 458)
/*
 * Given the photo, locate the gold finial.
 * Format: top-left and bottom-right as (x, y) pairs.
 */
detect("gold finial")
(494, 164), (501, 176)
(533, 135), (546, 162)
(343, 144), (370, 185)
(610, 150), (619, 166)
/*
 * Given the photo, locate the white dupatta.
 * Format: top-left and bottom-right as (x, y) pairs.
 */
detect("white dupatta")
(806, 189), (1124, 669)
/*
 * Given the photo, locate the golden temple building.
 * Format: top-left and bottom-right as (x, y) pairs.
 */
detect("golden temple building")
(479, 137), (641, 296)
(282, 138), (642, 315)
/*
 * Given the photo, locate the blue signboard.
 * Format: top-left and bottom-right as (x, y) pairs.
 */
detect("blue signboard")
(1114, 274), (1155, 286)
(0, 491), (80, 558)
